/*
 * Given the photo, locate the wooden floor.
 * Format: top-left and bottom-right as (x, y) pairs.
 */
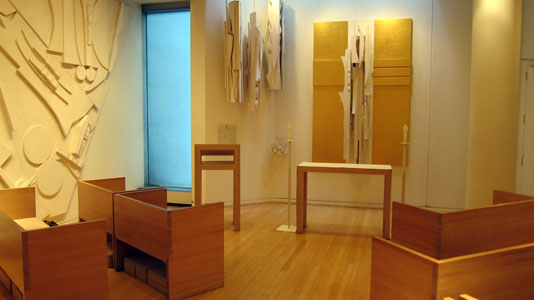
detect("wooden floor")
(1, 203), (382, 300)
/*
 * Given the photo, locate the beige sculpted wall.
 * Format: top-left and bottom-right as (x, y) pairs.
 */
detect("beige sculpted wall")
(0, 0), (128, 218)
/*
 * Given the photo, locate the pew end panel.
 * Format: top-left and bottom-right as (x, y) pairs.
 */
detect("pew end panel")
(22, 220), (108, 300)
(370, 237), (436, 300)
(391, 202), (442, 258)
(0, 187), (36, 220)
(78, 178), (126, 234)
(0, 211), (24, 294)
(113, 194), (169, 269)
(168, 202), (224, 299)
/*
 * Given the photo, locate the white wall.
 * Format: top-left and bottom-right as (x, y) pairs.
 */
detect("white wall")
(426, 0), (472, 209)
(80, 5), (144, 194)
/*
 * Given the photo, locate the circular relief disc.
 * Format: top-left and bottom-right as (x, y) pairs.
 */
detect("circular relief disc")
(86, 67), (97, 82)
(75, 65), (87, 81)
(36, 160), (64, 197)
(23, 125), (55, 165)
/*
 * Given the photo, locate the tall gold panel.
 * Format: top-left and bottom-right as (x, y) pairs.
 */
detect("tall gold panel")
(373, 19), (412, 166)
(312, 21), (348, 163)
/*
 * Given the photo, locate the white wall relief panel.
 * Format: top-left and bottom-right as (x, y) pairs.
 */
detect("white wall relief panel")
(0, 0), (128, 219)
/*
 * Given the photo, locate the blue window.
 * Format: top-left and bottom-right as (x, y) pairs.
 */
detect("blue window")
(144, 7), (191, 190)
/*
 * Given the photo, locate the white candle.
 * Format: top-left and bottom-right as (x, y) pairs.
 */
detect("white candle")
(288, 123), (292, 140)
(403, 124), (408, 143)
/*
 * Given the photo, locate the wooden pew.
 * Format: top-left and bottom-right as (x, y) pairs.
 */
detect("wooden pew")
(78, 177), (126, 234)
(391, 193), (534, 259)
(371, 237), (534, 300)
(113, 189), (224, 299)
(0, 187), (108, 299)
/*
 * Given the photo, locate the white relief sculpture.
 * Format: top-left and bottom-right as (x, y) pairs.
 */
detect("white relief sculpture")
(0, 0), (127, 218)
(224, 0), (242, 104)
(265, 0), (283, 90)
(246, 11), (261, 111)
(22, 125), (55, 165)
(339, 20), (374, 164)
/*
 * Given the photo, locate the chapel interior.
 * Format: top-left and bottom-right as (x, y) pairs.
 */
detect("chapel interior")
(0, 0), (533, 299)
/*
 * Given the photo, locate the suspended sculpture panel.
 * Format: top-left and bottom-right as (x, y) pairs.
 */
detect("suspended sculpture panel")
(0, 0), (127, 218)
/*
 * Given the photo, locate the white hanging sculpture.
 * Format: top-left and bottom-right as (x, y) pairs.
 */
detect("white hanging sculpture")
(339, 20), (374, 164)
(224, 0), (242, 103)
(243, 11), (261, 111)
(0, 0), (127, 218)
(265, 0), (284, 90)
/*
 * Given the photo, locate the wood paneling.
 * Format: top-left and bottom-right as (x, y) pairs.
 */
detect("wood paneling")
(0, 187), (35, 220)
(373, 19), (412, 166)
(371, 237), (436, 300)
(113, 195), (169, 261)
(392, 200), (534, 259)
(0, 211), (24, 294)
(493, 190), (534, 205)
(436, 244), (534, 300)
(371, 237), (534, 300)
(392, 202), (441, 258)
(312, 21), (347, 163)
(114, 189), (225, 299)
(83, 177), (126, 193)
(168, 203), (224, 299)
(23, 221), (108, 300)
(440, 200), (534, 258)
(78, 180), (119, 234)
(117, 188), (167, 209)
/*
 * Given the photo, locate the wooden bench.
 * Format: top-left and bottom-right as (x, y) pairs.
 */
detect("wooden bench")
(371, 190), (534, 299)
(113, 188), (224, 299)
(296, 162), (392, 238)
(0, 187), (108, 299)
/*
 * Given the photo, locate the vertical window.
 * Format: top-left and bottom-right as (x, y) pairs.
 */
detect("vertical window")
(144, 6), (191, 190)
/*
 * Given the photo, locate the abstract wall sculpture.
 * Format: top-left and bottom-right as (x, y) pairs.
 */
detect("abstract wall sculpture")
(339, 20), (374, 164)
(0, 0), (127, 218)
(224, 0), (242, 104)
(312, 19), (412, 166)
(264, 0), (283, 90)
(242, 11), (261, 111)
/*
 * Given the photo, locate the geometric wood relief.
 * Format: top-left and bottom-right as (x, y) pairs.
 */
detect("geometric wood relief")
(0, 0), (128, 219)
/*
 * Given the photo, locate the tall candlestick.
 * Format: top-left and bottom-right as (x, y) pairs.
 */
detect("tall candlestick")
(288, 123), (292, 140)
(403, 124), (408, 143)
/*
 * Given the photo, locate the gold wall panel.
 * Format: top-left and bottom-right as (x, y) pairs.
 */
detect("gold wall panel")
(312, 21), (347, 163)
(374, 18), (413, 67)
(373, 86), (411, 165)
(373, 19), (412, 166)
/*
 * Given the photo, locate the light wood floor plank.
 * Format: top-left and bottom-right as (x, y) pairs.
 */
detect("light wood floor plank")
(0, 203), (381, 300)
